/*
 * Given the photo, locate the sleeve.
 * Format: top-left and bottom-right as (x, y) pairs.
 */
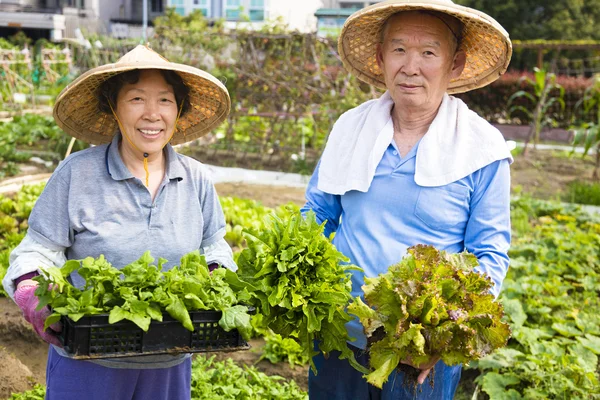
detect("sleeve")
(300, 160), (343, 237)
(464, 159), (511, 298)
(201, 238), (237, 271)
(27, 173), (73, 251)
(199, 175), (227, 248)
(3, 234), (67, 300)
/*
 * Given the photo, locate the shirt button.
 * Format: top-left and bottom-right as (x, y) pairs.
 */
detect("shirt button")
(393, 151), (398, 156)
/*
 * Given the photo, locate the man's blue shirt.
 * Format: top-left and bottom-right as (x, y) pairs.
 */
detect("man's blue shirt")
(302, 140), (511, 349)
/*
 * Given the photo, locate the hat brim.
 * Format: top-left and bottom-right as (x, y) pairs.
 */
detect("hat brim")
(338, 0), (512, 94)
(53, 60), (231, 145)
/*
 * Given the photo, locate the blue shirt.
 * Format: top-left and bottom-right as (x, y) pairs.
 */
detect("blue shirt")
(302, 140), (511, 349)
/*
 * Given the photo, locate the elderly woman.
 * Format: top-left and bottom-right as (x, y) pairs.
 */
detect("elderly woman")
(2, 45), (234, 399)
(302, 0), (513, 399)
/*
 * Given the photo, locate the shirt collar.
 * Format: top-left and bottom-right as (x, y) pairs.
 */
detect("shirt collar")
(106, 133), (185, 182)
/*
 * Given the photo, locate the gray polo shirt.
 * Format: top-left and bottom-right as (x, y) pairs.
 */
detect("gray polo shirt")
(27, 133), (226, 368)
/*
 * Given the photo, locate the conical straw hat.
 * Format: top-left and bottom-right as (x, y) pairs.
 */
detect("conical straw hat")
(53, 45), (231, 145)
(338, 0), (512, 94)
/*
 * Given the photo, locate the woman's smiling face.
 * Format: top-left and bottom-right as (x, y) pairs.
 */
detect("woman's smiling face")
(115, 69), (179, 156)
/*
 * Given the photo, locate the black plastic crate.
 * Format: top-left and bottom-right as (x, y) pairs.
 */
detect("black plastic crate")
(58, 310), (250, 359)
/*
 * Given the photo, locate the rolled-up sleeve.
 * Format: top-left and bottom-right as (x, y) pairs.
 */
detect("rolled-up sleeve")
(199, 175), (227, 248)
(300, 161), (343, 238)
(464, 159), (511, 297)
(3, 234), (66, 299)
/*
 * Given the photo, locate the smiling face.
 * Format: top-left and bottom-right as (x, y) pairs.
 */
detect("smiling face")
(376, 11), (466, 114)
(114, 69), (179, 157)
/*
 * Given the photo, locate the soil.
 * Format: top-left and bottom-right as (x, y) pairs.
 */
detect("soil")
(0, 147), (595, 398)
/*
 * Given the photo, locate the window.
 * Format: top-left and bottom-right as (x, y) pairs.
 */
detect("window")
(168, 0), (185, 15)
(225, 0), (242, 20)
(340, 2), (363, 9)
(249, 0), (264, 21)
(191, 0), (210, 17)
(151, 0), (164, 13)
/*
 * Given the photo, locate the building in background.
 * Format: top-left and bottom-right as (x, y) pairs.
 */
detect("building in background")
(0, 0), (374, 42)
(315, 0), (381, 37)
(0, 0), (101, 41)
(164, 0), (322, 33)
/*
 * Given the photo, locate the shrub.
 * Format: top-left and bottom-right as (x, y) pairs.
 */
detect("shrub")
(565, 180), (600, 205)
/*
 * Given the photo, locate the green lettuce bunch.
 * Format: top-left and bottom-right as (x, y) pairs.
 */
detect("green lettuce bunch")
(348, 245), (510, 388)
(227, 209), (368, 375)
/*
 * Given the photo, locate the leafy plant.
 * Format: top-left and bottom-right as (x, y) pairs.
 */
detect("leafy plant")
(9, 384), (45, 400)
(227, 209), (368, 375)
(348, 245), (510, 389)
(192, 354), (308, 400)
(0, 183), (45, 296)
(508, 68), (565, 155)
(258, 331), (309, 368)
(570, 73), (600, 179)
(470, 197), (600, 399)
(565, 180), (600, 205)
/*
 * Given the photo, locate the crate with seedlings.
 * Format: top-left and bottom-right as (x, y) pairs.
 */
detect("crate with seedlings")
(34, 251), (253, 359)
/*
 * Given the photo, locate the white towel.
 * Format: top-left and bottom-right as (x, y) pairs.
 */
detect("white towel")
(317, 92), (513, 194)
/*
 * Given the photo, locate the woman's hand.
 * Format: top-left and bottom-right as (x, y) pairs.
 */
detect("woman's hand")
(400, 355), (440, 384)
(14, 280), (62, 346)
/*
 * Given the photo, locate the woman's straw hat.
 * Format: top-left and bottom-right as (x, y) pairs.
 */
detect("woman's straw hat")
(53, 45), (231, 145)
(338, 0), (512, 94)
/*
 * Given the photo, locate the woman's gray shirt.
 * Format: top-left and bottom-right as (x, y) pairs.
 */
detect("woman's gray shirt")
(10, 133), (229, 369)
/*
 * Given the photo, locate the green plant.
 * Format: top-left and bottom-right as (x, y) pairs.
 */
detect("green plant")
(469, 197), (600, 399)
(565, 180), (600, 205)
(570, 73), (600, 179)
(9, 384), (45, 400)
(228, 209), (368, 375)
(191, 355), (308, 399)
(508, 68), (565, 155)
(258, 331), (310, 368)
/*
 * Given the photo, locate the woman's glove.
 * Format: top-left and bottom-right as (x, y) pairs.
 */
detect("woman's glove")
(14, 281), (62, 346)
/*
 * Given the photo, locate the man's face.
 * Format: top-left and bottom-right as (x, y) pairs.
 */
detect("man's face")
(376, 12), (465, 112)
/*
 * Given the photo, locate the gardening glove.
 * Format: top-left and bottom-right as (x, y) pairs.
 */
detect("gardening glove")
(14, 281), (62, 347)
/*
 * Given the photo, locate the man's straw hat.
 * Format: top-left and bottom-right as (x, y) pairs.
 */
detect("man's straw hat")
(53, 45), (230, 145)
(338, 0), (512, 94)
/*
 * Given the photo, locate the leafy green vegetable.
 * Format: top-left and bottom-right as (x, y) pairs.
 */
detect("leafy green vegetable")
(258, 331), (309, 368)
(33, 251), (252, 337)
(348, 245), (510, 389)
(191, 355), (307, 400)
(9, 384), (46, 400)
(230, 209), (368, 375)
(0, 183), (45, 296)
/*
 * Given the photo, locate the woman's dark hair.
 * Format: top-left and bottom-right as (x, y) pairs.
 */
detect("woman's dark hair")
(97, 69), (191, 116)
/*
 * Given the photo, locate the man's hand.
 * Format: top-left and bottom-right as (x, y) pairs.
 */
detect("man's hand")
(400, 355), (440, 385)
(14, 280), (62, 346)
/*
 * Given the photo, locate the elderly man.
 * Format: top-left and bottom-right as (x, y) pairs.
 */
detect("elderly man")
(301, 0), (513, 398)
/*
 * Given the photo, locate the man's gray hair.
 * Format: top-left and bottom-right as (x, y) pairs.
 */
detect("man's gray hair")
(379, 10), (464, 53)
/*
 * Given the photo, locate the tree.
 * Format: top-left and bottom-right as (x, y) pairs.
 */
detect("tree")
(455, 0), (600, 41)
